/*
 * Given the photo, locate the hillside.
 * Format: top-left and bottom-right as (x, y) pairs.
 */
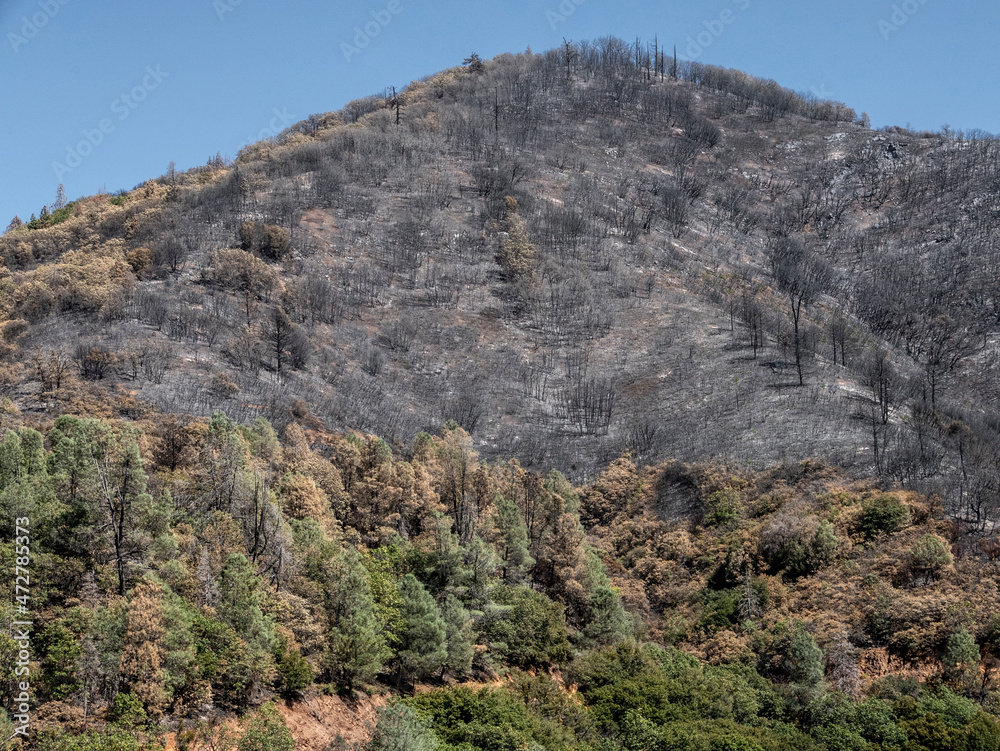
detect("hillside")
(5, 43), (1000, 510)
(3, 39), (1000, 751)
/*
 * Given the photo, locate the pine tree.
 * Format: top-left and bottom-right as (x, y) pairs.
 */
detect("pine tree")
(237, 703), (295, 751)
(119, 579), (168, 716)
(369, 704), (441, 751)
(277, 473), (328, 520)
(396, 574), (447, 687)
(91, 423), (151, 596)
(463, 535), (501, 612)
(943, 628), (981, 693)
(217, 553), (273, 650)
(440, 595), (475, 679)
(17, 428), (45, 477)
(463, 53), (485, 73)
(78, 635), (102, 723)
(325, 552), (391, 689)
(582, 585), (632, 647)
(786, 626), (825, 687)
(492, 494), (533, 583)
(0, 431), (23, 489)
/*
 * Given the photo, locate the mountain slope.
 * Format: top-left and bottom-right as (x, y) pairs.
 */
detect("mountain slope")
(2, 43), (999, 520)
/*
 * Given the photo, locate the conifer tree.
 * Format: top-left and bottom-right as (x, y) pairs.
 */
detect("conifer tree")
(943, 628), (981, 693)
(786, 625), (825, 705)
(396, 574), (447, 687)
(237, 702), (295, 751)
(369, 704), (441, 751)
(91, 423), (151, 596)
(440, 595), (475, 679)
(325, 551), (391, 688)
(119, 579), (168, 716)
(217, 553), (273, 650)
(582, 585), (632, 647)
(492, 494), (534, 583)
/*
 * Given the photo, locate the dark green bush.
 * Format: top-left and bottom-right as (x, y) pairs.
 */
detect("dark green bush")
(479, 586), (571, 669)
(859, 495), (909, 539)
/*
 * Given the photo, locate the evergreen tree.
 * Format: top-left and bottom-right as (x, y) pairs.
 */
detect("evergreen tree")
(944, 628), (981, 693)
(369, 704), (441, 751)
(582, 585), (632, 647)
(908, 533), (953, 585)
(17, 428), (46, 477)
(492, 494), (533, 583)
(48, 415), (95, 503)
(463, 53), (485, 74)
(274, 632), (314, 695)
(480, 586), (571, 669)
(39, 623), (81, 700)
(462, 535), (501, 613)
(217, 553), (273, 650)
(97, 425), (152, 596)
(0, 431), (23, 489)
(786, 625), (826, 709)
(237, 703), (295, 751)
(397, 574), (447, 686)
(325, 551), (391, 689)
(441, 595), (475, 679)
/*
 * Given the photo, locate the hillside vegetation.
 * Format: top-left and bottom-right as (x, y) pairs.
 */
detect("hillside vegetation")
(3, 38), (1000, 751)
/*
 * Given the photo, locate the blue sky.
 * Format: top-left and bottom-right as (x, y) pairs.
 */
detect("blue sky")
(2, 0), (999, 226)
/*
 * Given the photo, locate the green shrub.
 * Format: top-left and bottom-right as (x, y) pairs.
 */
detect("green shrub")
(368, 704), (441, 751)
(908, 534), (953, 585)
(237, 703), (295, 751)
(707, 488), (742, 528)
(479, 586), (570, 668)
(859, 495), (909, 539)
(409, 685), (581, 751)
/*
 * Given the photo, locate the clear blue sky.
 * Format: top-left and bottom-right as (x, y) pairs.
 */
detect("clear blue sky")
(2, 0), (998, 226)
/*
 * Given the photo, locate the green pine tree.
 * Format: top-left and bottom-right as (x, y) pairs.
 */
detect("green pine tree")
(217, 553), (273, 651)
(582, 585), (632, 647)
(441, 595), (475, 679)
(492, 494), (534, 583)
(397, 574), (447, 687)
(786, 625), (825, 693)
(326, 551), (392, 689)
(943, 628), (981, 693)
(237, 703), (295, 751)
(369, 704), (441, 751)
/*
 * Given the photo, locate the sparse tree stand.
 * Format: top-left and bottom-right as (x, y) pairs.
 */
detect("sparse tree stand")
(767, 238), (832, 385)
(915, 313), (985, 409)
